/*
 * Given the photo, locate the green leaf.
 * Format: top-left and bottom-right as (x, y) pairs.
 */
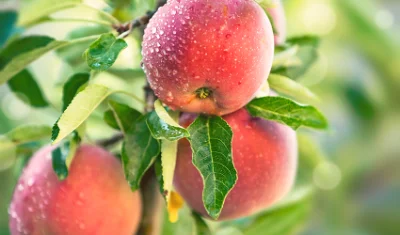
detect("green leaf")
(192, 212), (212, 235)
(246, 97), (328, 130)
(154, 157), (165, 197)
(107, 100), (143, 133)
(272, 36), (320, 79)
(122, 116), (161, 190)
(0, 35), (67, 85)
(51, 134), (80, 180)
(187, 116), (237, 220)
(56, 25), (110, 67)
(62, 73), (90, 111)
(0, 11), (18, 47)
(18, 0), (81, 27)
(147, 100), (189, 141)
(244, 190), (312, 235)
(7, 69), (49, 108)
(52, 84), (110, 144)
(4, 125), (52, 144)
(268, 74), (320, 105)
(83, 33), (128, 71)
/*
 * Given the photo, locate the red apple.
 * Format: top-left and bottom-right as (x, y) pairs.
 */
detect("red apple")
(142, 0), (275, 115)
(9, 145), (141, 235)
(174, 108), (297, 220)
(263, 0), (287, 45)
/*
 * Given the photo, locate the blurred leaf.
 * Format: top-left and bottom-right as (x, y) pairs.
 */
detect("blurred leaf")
(0, 35), (67, 85)
(344, 84), (376, 121)
(7, 69), (49, 108)
(4, 125), (51, 144)
(122, 116), (160, 190)
(0, 138), (17, 171)
(244, 191), (312, 235)
(56, 26), (110, 68)
(0, 125), (51, 171)
(106, 100), (142, 132)
(0, 11), (17, 47)
(187, 115), (237, 220)
(192, 212), (212, 235)
(246, 97), (328, 130)
(83, 33), (127, 71)
(107, 68), (145, 80)
(272, 36), (320, 79)
(51, 133), (80, 180)
(162, 205), (196, 235)
(62, 73), (90, 111)
(52, 84), (110, 144)
(268, 73), (320, 105)
(18, 0), (81, 27)
(147, 100), (189, 141)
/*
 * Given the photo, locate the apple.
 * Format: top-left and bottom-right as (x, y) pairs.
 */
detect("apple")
(264, 0), (287, 45)
(142, 0), (275, 115)
(9, 145), (142, 235)
(174, 108), (297, 220)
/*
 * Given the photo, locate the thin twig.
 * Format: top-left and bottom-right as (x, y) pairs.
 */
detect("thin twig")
(96, 133), (124, 148)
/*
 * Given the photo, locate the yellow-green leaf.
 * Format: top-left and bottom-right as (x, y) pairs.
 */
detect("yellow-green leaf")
(52, 84), (110, 144)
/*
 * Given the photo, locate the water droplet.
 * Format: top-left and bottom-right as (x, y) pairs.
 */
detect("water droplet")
(172, 10), (177, 15)
(17, 184), (24, 191)
(151, 27), (157, 34)
(27, 178), (35, 187)
(28, 207), (33, 212)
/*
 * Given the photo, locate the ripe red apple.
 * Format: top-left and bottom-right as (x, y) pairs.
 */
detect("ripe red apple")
(142, 0), (275, 115)
(9, 145), (142, 235)
(174, 108), (297, 220)
(263, 0), (287, 45)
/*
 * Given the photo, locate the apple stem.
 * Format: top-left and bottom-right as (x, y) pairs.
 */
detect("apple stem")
(196, 87), (213, 99)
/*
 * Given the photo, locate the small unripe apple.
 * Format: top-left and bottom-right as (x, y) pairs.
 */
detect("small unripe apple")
(142, 0), (275, 115)
(9, 145), (142, 235)
(174, 108), (297, 220)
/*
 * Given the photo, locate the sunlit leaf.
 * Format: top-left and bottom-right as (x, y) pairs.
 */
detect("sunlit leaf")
(7, 69), (49, 108)
(83, 33), (127, 71)
(246, 97), (328, 130)
(188, 116), (237, 220)
(62, 73), (90, 111)
(18, 0), (81, 27)
(0, 36), (67, 85)
(52, 84), (110, 144)
(268, 73), (320, 105)
(147, 100), (189, 141)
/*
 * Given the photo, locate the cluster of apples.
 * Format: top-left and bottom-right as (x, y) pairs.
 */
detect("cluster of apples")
(9, 0), (294, 234)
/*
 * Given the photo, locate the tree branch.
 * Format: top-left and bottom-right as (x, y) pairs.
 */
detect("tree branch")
(114, 0), (168, 38)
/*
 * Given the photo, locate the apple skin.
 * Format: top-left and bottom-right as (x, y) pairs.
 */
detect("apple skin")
(174, 108), (297, 220)
(142, 0), (275, 116)
(9, 145), (142, 235)
(264, 0), (287, 45)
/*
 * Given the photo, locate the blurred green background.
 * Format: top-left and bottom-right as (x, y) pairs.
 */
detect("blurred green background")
(0, 0), (399, 234)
